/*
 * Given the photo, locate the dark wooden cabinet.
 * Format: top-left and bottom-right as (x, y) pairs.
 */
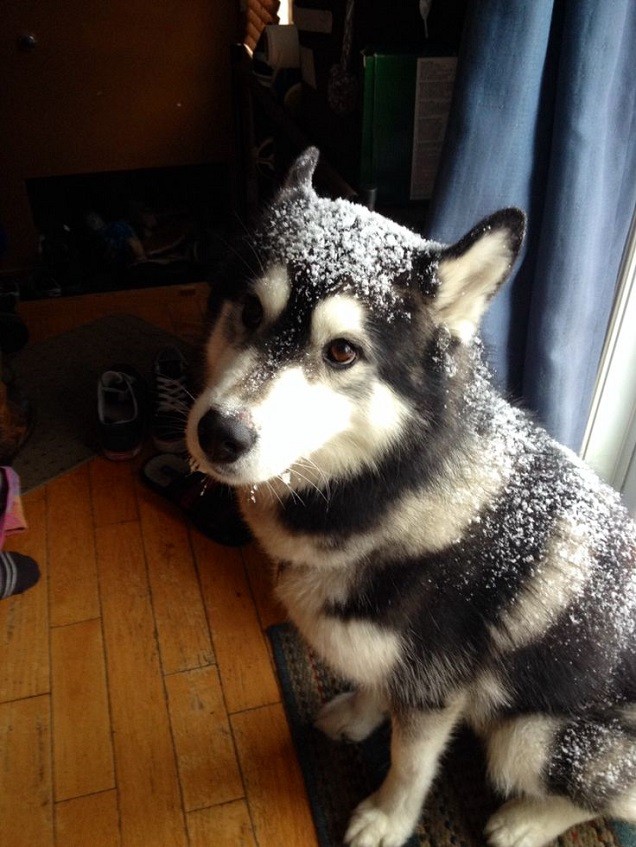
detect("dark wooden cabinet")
(0, 0), (239, 269)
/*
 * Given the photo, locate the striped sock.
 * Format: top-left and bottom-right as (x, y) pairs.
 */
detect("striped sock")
(0, 551), (40, 599)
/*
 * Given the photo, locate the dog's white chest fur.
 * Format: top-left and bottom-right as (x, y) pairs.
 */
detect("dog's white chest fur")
(245, 497), (402, 686)
(275, 563), (401, 687)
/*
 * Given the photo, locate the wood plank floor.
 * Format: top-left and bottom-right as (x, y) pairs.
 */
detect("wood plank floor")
(1, 285), (317, 847)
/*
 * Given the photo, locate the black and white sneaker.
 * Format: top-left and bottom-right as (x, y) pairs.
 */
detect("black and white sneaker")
(151, 346), (191, 453)
(97, 366), (146, 460)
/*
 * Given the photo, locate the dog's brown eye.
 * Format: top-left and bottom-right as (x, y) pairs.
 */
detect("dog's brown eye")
(324, 339), (358, 368)
(242, 295), (263, 329)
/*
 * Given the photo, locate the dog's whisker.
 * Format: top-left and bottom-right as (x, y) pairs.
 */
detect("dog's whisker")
(265, 479), (286, 509)
(233, 214), (265, 273)
(198, 476), (213, 497)
(291, 467), (330, 504)
(279, 475), (305, 507)
(299, 456), (331, 488)
(157, 409), (190, 419)
(219, 235), (259, 278)
(297, 457), (332, 501)
(241, 233), (265, 274)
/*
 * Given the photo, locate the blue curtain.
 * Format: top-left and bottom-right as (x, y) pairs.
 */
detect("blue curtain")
(425, 0), (636, 451)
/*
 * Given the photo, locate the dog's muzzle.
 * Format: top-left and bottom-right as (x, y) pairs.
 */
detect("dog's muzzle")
(197, 408), (257, 465)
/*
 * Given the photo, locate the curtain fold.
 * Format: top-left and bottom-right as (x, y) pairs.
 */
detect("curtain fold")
(426, 0), (636, 451)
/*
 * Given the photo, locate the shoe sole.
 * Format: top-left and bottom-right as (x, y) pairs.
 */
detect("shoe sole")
(103, 445), (143, 462)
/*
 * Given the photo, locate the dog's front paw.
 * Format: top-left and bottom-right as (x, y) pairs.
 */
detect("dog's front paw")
(344, 797), (414, 847)
(315, 691), (385, 743)
(485, 800), (554, 847)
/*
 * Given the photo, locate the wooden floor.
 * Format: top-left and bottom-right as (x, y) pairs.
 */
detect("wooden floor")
(1, 285), (319, 847)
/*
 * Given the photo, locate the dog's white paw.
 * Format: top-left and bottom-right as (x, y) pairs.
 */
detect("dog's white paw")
(485, 800), (557, 847)
(315, 691), (384, 743)
(344, 797), (414, 847)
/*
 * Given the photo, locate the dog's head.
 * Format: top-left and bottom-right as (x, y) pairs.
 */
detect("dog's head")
(186, 148), (525, 489)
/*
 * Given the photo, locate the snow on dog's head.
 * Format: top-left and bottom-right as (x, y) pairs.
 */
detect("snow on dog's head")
(186, 148), (525, 489)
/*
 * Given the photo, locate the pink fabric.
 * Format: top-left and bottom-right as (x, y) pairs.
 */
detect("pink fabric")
(0, 467), (27, 549)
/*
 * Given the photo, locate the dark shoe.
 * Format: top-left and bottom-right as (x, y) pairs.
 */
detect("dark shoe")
(141, 453), (253, 547)
(0, 552), (40, 599)
(0, 313), (29, 355)
(150, 346), (190, 454)
(97, 366), (146, 460)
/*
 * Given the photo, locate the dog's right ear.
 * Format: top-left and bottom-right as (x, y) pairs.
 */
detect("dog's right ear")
(282, 147), (320, 196)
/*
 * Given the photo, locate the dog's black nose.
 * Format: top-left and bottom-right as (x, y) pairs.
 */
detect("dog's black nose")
(197, 408), (256, 464)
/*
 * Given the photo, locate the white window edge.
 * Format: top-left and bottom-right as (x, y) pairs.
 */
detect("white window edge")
(581, 204), (636, 513)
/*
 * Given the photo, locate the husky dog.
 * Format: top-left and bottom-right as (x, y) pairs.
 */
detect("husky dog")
(187, 148), (636, 847)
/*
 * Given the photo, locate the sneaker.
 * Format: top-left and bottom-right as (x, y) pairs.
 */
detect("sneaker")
(97, 366), (146, 460)
(151, 346), (191, 453)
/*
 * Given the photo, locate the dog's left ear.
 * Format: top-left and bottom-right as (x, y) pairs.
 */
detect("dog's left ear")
(431, 208), (526, 341)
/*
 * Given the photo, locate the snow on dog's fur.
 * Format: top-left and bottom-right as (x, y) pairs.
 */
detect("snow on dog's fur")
(187, 148), (636, 847)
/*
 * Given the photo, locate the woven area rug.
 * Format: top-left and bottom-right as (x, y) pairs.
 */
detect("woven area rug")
(12, 315), (193, 492)
(269, 622), (636, 847)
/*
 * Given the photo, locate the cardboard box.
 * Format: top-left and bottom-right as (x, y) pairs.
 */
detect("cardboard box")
(361, 52), (457, 202)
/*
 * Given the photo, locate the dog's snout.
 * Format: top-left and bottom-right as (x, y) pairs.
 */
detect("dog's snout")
(197, 408), (256, 464)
